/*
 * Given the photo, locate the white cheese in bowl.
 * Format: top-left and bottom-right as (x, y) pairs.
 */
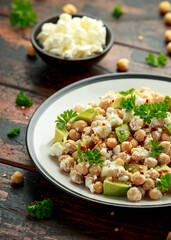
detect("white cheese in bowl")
(36, 13), (106, 58)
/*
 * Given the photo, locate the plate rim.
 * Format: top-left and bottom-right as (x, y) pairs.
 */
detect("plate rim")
(26, 73), (171, 208)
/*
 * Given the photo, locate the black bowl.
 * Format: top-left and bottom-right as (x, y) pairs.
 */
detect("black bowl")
(31, 14), (114, 71)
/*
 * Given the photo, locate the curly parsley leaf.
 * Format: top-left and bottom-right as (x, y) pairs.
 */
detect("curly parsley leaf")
(134, 102), (169, 124)
(10, 0), (37, 28)
(119, 88), (135, 96)
(16, 91), (33, 106)
(122, 95), (136, 112)
(27, 198), (53, 219)
(112, 3), (124, 18)
(148, 140), (164, 158)
(145, 53), (167, 67)
(7, 128), (20, 136)
(80, 148), (104, 166)
(55, 110), (78, 129)
(157, 173), (171, 191)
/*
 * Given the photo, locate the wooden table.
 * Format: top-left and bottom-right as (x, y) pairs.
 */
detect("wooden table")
(0, 0), (171, 239)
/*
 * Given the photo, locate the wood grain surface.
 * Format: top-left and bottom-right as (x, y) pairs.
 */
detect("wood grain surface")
(0, 0), (171, 239)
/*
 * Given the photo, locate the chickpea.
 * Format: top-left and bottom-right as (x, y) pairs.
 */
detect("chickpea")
(11, 171), (24, 184)
(91, 120), (98, 128)
(82, 135), (94, 148)
(149, 188), (162, 200)
(60, 157), (74, 172)
(117, 58), (130, 72)
(62, 3), (77, 14)
(164, 12), (171, 25)
(91, 133), (101, 144)
(65, 122), (72, 131)
(27, 42), (36, 57)
(127, 187), (142, 202)
(76, 162), (89, 175)
(121, 141), (133, 152)
(129, 117), (144, 131)
(94, 181), (103, 194)
(151, 130), (162, 141)
(73, 120), (88, 132)
(134, 129), (146, 142)
(96, 107), (106, 116)
(166, 232), (171, 240)
(158, 153), (170, 165)
(146, 169), (159, 180)
(88, 102), (97, 108)
(114, 109), (124, 119)
(159, 1), (171, 14)
(166, 42), (171, 54)
(69, 129), (81, 141)
(70, 170), (83, 184)
(159, 141), (170, 154)
(118, 152), (131, 163)
(131, 148), (145, 161)
(144, 157), (158, 169)
(72, 151), (78, 161)
(89, 164), (102, 176)
(131, 172), (146, 185)
(58, 154), (70, 163)
(106, 138), (118, 148)
(129, 138), (138, 148)
(161, 132), (171, 141)
(99, 100), (111, 110)
(73, 104), (84, 113)
(143, 178), (155, 191)
(82, 126), (92, 136)
(108, 132), (117, 138)
(164, 30), (171, 42)
(64, 140), (77, 154)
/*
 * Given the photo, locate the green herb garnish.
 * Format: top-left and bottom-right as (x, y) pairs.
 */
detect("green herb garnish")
(119, 88), (135, 96)
(157, 173), (171, 191)
(148, 140), (164, 158)
(145, 53), (167, 67)
(134, 102), (169, 124)
(10, 0), (37, 28)
(80, 148), (104, 166)
(16, 91), (33, 106)
(55, 110), (78, 129)
(112, 3), (124, 18)
(122, 95), (136, 112)
(27, 198), (53, 219)
(7, 128), (20, 136)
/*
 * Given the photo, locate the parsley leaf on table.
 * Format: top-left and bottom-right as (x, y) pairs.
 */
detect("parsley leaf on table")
(7, 128), (20, 136)
(27, 198), (53, 219)
(157, 173), (171, 191)
(122, 95), (136, 112)
(55, 110), (78, 129)
(148, 140), (164, 158)
(145, 53), (167, 67)
(16, 91), (33, 106)
(112, 4), (124, 18)
(119, 88), (135, 96)
(10, 0), (37, 28)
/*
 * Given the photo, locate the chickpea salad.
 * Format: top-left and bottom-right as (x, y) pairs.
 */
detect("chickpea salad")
(49, 87), (171, 202)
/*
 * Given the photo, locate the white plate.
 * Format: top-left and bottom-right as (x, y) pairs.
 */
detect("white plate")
(26, 73), (171, 208)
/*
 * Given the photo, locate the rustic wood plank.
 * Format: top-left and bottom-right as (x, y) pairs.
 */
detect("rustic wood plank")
(0, 163), (170, 240)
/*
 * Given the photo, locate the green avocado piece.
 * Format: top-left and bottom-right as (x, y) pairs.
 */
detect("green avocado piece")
(124, 164), (147, 173)
(165, 95), (171, 107)
(154, 164), (171, 174)
(111, 96), (126, 109)
(103, 180), (131, 196)
(115, 123), (131, 143)
(134, 89), (141, 96)
(72, 108), (99, 124)
(166, 123), (171, 134)
(77, 140), (84, 162)
(54, 126), (68, 145)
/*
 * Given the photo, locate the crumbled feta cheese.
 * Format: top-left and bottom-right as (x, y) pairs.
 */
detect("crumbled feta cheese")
(100, 148), (112, 159)
(113, 145), (120, 156)
(49, 142), (64, 157)
(107, 112), (123, 127)
(93, 121), (111, 138)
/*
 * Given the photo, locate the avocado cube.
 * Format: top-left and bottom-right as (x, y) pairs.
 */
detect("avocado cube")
(165, 95), (171, 107)
(103, 180), (131, 196)
(124, 164), (147, 173)
(111, 96), (126, 109)
(115, 123), (131, 143)
(154, 164), (171, 174)
(166, 124), (171, 134)
(77, 140), (84, 162)
(72, 108), (99, 124)
(54, 126), (68, 145)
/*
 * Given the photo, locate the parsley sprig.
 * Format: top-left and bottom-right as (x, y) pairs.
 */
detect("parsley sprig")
(148, 140), (164, 158)
(55, 110), (78, 129)
(7, 128), (20, 136)
(122, 95), (136, 112)
(157, 173), (171, 191)
(10, 0), (37, 28)
(27, 198), (53, 219)
(119, 88), (135, 96)
(112, 4), (124, 18)
(145, 53), (167, 67)
(80, 148), (104, 166)
(16, 91), (33, 106)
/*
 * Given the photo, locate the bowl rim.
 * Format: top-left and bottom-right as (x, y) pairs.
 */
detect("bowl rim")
(31, 13), (114, 61)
